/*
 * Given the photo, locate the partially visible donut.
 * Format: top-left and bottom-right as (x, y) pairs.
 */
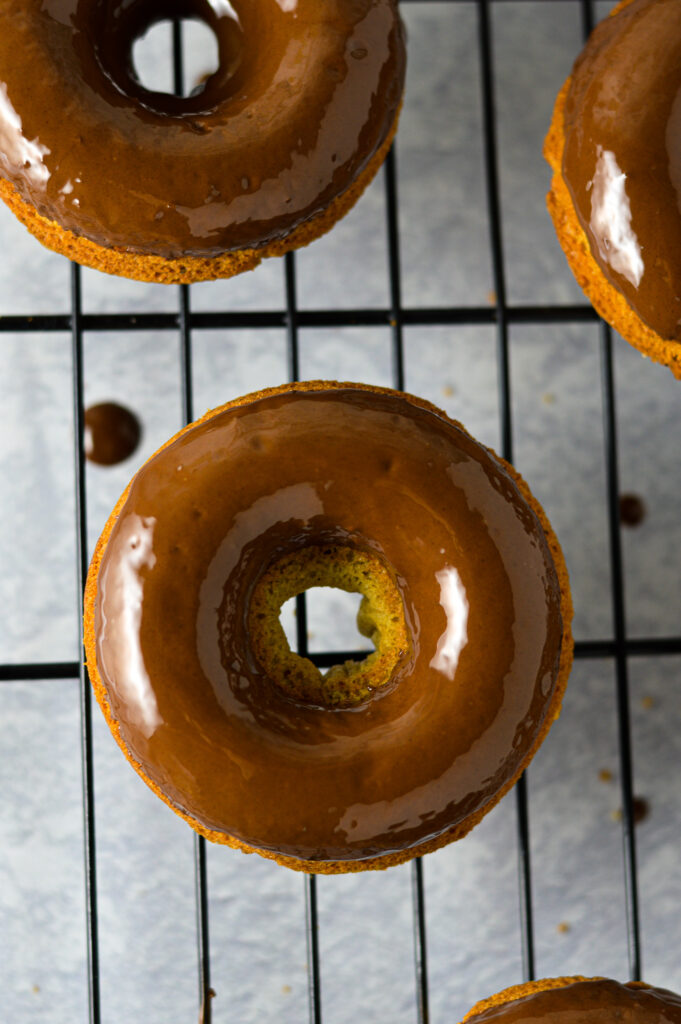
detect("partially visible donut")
(462, 977), (681, 1024)
(83, 381), (573, 873)
(0, 0), (405, 283)
(544, 0), (681, 378)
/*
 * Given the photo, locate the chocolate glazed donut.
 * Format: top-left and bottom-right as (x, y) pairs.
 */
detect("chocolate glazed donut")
(462, 977), (681, 1024)
(0, 0), (406, 282)
(83, 382), (573, 874)
(544, 0), (681, 377)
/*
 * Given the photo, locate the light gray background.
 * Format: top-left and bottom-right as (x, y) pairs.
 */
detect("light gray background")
(1, 3), (680, 1023)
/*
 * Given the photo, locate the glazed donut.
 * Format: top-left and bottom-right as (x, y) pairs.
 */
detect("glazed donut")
(545, 0), (681, 378)
(462, 977), (681, 1024)
(83, 381), (573, 873)
(0, 0), (405, 283)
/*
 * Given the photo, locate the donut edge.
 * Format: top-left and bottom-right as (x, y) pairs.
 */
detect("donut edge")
(543, 0), (681, 380)
(461, 977), (653, 1024)
(0, 102), (401, 285)
(83, 380), (574, 875)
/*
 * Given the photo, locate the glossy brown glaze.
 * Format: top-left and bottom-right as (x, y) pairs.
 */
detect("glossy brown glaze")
(465, 979), (681, 1024)
(90, 383), (567, 864)
(85, 402), (141, 466)
(562, 0), (681, 339)
(0, 0), (405, 257)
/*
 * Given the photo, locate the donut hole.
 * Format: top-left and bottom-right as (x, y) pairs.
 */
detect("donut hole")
(280, 588), (371, 655)
(131, 18), (220, 98)
(248, 546), (410, 710)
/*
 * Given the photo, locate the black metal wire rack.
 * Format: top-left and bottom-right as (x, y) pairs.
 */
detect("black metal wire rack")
(2, 1), (681, 1022)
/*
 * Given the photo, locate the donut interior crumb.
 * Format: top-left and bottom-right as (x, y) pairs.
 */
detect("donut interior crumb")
(248, 544), (410, 708)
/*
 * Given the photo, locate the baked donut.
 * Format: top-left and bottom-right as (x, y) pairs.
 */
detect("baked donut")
(0, 0), (405, 283)
(544, 0), (681, 378)
(83, 381), (573, 873)
(462, 977), (681, 1024)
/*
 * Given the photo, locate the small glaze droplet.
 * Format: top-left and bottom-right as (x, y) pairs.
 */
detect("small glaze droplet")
(619, 493), (646, 527)
(84, 401), (142, 466)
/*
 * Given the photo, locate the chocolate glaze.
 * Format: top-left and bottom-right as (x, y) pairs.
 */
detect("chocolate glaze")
(466, 980), (681, 1024)
(93, 385), (565, 863)
(619, 493), (646, 528)
(562, 0), (681, 339)
(85, 401), (141, 466)
(0, 0), (405, 257)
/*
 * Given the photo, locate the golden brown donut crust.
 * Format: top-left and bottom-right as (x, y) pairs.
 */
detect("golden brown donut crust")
(83, 380), (573, 874)
(0, 108), (399, 285)
(544, 0), (681, 380)
(462, 977), (653, 1024)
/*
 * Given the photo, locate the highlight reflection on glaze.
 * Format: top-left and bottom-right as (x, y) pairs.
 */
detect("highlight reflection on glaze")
(430, 566), (469, 679)
(96, 514), (162, 739)
(589, 147), (644, 288)
(0, 82), (50, 188)
(92, 386), (565, 862)
(0, 0), (405, 256)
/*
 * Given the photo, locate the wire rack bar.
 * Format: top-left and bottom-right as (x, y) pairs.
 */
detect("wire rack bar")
(600, 323), (642, 979)
(385, 148), (406, 391)
(388, 143), (433, 1017)
(281, 246), (324, 1023)
(70, 262), (102, 1023)
(0, 662), (82, 681)
(0, 303), (606, 335)
(195, 835), (213, 1024)
(305, 874), (323, 1024)
(575, 0), (642, 980)
(383, 93), (431, 1020)
(4, 636), (681, 686)
(285, 252), (301, 383)
(411, 857), (431, 1024)
(179, 282), (213, 1018)
(170, 20), (214, 1017)
(477, 0), (512, 463)
(477, 0), (536, 980)
(179, 284), (194, 423)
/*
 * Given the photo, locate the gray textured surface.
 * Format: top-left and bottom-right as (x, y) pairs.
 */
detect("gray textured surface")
(1, 3), (681, 1023)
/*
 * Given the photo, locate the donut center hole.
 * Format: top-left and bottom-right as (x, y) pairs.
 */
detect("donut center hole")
(280, 589), (373, 655)
(132, 18), (220, 97)
(248, 545), (410, 710)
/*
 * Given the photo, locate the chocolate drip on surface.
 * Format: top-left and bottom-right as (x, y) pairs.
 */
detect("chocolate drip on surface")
(85, 401), (141, 466)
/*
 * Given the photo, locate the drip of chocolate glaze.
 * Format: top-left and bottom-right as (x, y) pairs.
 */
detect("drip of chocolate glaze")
(85, 402), (141, 466)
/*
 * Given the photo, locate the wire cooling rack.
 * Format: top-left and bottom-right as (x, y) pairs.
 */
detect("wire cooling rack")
(2, 2), (681, 1022)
